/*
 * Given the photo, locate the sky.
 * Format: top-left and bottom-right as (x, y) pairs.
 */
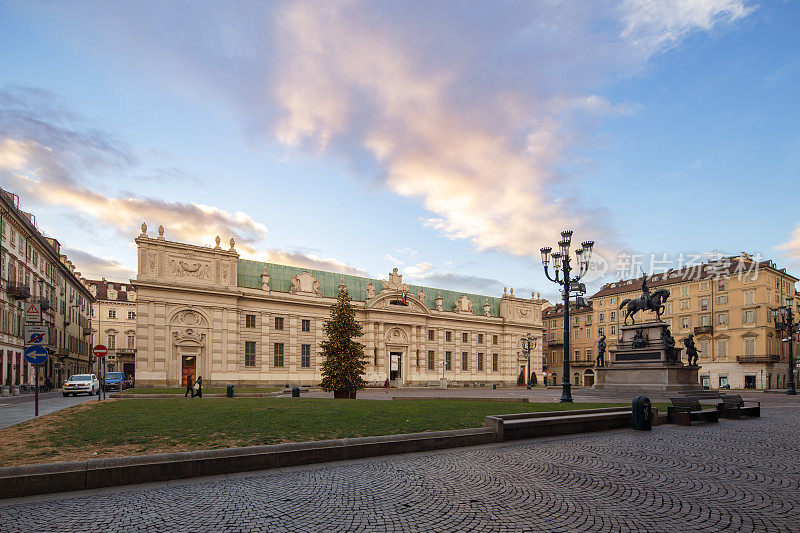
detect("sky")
(1, 0), (798, 303)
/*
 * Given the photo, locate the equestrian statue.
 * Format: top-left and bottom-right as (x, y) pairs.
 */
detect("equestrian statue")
(619, 273), (670, 325)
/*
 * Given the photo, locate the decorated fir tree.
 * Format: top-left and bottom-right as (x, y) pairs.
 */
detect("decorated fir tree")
(319, 280), (367, 395)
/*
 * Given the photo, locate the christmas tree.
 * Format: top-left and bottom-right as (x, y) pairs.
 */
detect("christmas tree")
(319, 280), (367, 395)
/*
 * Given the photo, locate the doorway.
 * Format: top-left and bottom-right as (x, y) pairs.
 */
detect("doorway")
(181, 356), (196, 387)
(390, 351), (402, 381)
(744, 374), (756, 389)
(584, 369), (595, 387)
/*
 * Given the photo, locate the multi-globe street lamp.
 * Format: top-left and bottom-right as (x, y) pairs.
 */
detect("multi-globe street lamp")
(540, 231), (594, 403)
(518, 334), (538, 389)
(771, 296), (799, 395)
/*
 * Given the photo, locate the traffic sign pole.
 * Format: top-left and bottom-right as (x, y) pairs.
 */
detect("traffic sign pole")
(35, 364), (39, 417)
(93, 345), (108, 402)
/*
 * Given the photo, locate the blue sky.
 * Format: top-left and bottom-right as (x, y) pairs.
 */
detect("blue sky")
(1, 1), (798, 302)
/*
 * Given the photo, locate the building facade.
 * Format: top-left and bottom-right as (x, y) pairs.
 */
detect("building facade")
(86, 278), (137, 381)
(589, 253), (799, 390)
(132, 224), (545, 387)
(542, 302), (596, 387)
(0, 188), (95, 390)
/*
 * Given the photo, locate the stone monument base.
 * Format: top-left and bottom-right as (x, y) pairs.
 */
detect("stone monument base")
(594, 364), (703, 393)
(594, 321), (704, 394)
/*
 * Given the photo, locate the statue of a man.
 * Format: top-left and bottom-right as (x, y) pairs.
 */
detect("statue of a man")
(683, 334), (699, 366)
(631, 327), (647, 349)
(661, 328), (676, 364)
(641, 272), (651, 302)
(596, 334), (607, 367)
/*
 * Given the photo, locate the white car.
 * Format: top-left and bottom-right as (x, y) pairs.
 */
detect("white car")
(62, 374), (100, 396)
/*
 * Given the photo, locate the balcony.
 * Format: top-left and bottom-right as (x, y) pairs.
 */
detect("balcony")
(83, 327), (93, 336)
(37, 297), (51, 311)
(694, 325), (713, 335)
(6, 282), (31, 300)
(736, 354), (780, 364)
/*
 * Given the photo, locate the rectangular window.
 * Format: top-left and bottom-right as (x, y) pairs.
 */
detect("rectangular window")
(245, 314), (256, 328)
(274, 317), (284, 330)
(274, 342), (284, 355)
(717, 279), (728, 291)
(427, 350), (435, 370)
(462, 332), (469, 343)
(244, 341), (256, 367)
(716, 312), (728, 325)
(585, 315), (592, 325)
(599, 313), (605, 323)
(680, 299), (690, 310)
(680, 286), (689, 297)
(428, 329), (435, 341)
(127, 335), (135, 349)
(108, 309), (116, 319)
(445, 351), (452, 370)
(107, 334), (116, 349)
(717, 339), (727, 358)
(492, 335), (498, 345)
(586, 328), (592, 338)
(719, 375), (728, 388)
(574, 329), (579, 339)
(374, 347), (378, 366)
(744, 338), (755, 356)
(461, 351), (468, 371)
(301, 344), (311, 368)
(492, 353), (498, 372)
(477, 353), (484, 371)
(446, 331), (452, 342)
(744, 291), (754, 305)
(610, 311), (616, 321)
(700, 314), (711, 327)
(680, 317), (691, 329)
(478, 333), (484, 344)
(700, 280), (709, 291)
(301, 319), (311, 332)
(743, 309), (756, 323)
(717, 294), (728, 304)
(699, 298), (709, 311)
(573, 316), (580, 327)
(610, 325), (616, 335)
(598, 326), (605, 336)
(586, 348), (592, 360)
(127, 311), (136, 320)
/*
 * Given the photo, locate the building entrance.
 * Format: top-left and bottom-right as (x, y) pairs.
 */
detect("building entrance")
(181, 356), (196, 387)
(390, 351), (402, 381)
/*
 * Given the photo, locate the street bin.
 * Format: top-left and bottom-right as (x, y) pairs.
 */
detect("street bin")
(226, 384), (235, 398)
(632, 395), (652, 431)
(292, 386), (301, 398)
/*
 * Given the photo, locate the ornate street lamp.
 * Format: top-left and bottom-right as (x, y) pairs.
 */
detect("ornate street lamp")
(541, 231), (594, 402)
(519, 334), (538, 389)
(771, 296), (799, 395)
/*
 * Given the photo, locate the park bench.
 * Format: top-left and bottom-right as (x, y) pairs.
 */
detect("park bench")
(484, 407), (632, 441)
(668, 397), (719, 426)
(716, 394), (760, 419)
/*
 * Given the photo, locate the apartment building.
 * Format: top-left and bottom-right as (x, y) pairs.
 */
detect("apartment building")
(86, 278), (137, 381)
(542, 302), (596, 387)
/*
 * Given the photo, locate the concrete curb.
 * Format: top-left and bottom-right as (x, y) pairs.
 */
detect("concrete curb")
(110, 392), (284, 399)
(0, 427), (495, 499)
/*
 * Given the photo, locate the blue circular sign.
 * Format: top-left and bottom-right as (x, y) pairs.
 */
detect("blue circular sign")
(24, 345), (48, 365)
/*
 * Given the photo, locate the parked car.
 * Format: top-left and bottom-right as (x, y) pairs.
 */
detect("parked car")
(63, 374), (100, 396)
(103, 372), (126, 392)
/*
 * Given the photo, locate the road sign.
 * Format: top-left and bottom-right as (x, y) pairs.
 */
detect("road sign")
(24, 302), (42, 324)
(24, 345), (48, 365)
(93, 344), (108, 358)
(24, 325), (50, 346)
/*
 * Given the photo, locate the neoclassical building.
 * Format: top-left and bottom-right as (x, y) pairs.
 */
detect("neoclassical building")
(132, 224), (545, 387)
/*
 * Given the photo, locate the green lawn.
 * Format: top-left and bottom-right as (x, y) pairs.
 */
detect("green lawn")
(0, 398), (625, 466)
(123, 387), (281, 395)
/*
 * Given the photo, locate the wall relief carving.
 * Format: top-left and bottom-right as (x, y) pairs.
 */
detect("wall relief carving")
(385, 327), (409, 343)
(454, 295), (475, 314)
(173, 328), (206, 346)
(383, 268), (409, 293)
(169, 259), (211, 280)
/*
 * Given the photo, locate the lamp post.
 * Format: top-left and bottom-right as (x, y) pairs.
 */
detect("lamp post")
(541, 231), (594, 403)
(519, 334), (538, 389)
(771, 296), (799, 395)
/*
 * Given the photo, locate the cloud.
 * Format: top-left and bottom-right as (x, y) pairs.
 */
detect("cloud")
(62, 248), (136, 281)
(17, 1), (753, 266)
(777, 225), (800, 264)
(0, 86), (365, 278)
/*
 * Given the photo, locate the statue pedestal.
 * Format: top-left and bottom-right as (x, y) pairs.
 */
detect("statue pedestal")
(595, 322), (703, 394)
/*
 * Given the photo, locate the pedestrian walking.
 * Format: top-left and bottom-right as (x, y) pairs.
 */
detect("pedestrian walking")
(185, 374), (194, 398)
(384, 378), (389, 394)
(193, 376), (203, 398)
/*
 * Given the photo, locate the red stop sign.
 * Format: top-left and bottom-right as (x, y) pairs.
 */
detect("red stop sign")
(93, 345), (108, 358)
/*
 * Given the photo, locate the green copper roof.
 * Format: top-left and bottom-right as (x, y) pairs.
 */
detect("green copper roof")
(237, 258), (503, 317)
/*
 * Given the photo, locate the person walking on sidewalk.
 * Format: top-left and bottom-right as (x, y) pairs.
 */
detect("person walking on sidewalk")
(185, 374), (194, 398)
(193, 376), (203, 398)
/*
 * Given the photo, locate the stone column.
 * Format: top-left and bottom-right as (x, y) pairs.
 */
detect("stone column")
(289, 314), (298, 374)
(409, 325), (417, 384)
(377, 322), (385, 377)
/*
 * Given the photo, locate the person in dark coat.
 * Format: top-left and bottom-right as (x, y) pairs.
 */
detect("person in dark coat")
(194, 376), (203, 398)
(185, 374), (194, 398)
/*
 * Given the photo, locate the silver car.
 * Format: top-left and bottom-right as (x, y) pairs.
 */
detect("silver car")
(62, 374), (100, 396)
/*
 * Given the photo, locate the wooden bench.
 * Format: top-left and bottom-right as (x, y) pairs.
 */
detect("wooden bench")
(668, 397), (719, 426)
(716, 394), (760, 419)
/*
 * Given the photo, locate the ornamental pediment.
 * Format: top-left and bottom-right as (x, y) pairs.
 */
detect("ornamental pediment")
(369, 293), (431, 315)
(454, 295), (475, 314)
(290, 271), (322, 296)
(173, 328), (206, 346)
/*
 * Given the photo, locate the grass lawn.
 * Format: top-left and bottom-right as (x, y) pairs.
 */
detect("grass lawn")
(0, 398), (626, 466)
(123, 387), (281, 395)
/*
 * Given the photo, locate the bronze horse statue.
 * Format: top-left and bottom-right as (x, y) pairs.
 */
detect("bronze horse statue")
(619, 288), (670, 325)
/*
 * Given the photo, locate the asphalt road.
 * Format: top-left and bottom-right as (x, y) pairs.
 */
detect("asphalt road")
(0, 391), (98, 429)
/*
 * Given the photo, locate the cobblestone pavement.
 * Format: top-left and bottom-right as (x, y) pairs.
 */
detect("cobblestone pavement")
(2, 403), (798, 532)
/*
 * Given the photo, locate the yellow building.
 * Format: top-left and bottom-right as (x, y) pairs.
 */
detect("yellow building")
(590, 253), (798, 390)
(542, 303), (596, 387)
